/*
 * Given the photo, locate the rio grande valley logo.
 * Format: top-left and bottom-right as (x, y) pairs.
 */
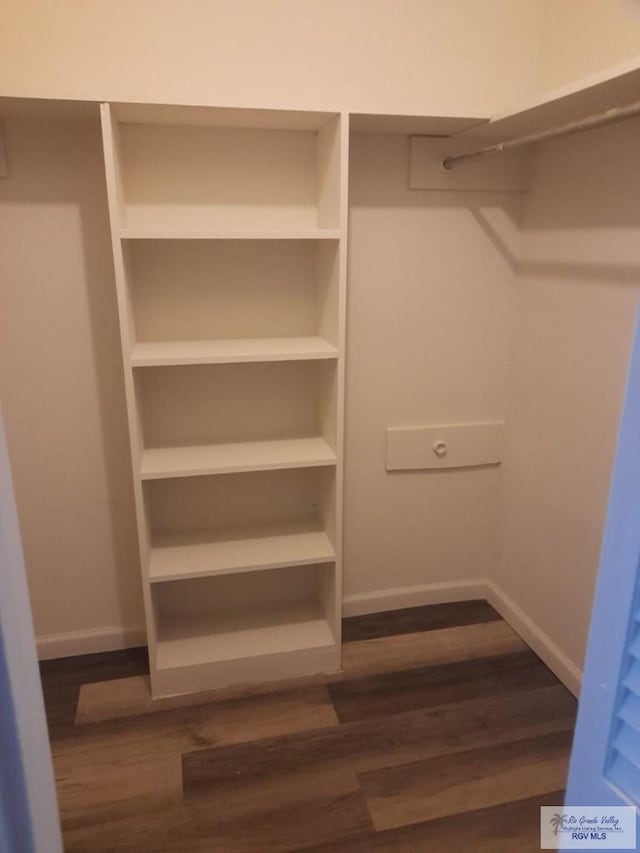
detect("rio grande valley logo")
(540, 806), (636, 849)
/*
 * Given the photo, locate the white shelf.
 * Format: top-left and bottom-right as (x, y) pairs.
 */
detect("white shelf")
(350, 112), (487, 135)
(149, 523), (335, 583)
(120, 228), (341, 241)
(155, 599), (335, 670)
(140, 436), (337, 479)
(113, 102), (338, 131)
(131, 336), (338, 367)
(457, 56), (640, 143)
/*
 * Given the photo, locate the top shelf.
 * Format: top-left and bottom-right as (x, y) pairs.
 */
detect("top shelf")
(7, 57), (640, 145)
(349, 113), (487, 135)
(108, 112), (344, 234)
(112, 102), (339, 131)
(455, 55), (640, 143)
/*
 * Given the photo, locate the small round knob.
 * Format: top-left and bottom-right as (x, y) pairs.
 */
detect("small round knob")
(433, 441), (447, 458)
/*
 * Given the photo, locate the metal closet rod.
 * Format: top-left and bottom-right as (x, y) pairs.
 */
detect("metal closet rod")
(442, 98), (640, 170)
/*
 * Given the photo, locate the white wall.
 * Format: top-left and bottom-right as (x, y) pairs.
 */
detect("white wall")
(0, 0), (544, 116)
(0, 118), (144, 654)
(0, 1), (549, 654)
(537, 0), (640, 92)
(496, 117), (640, 672)
(13, 0), (640, 115)
(2, 119), (521, 650)
(345, 134), (520, 605)
(4, 1), (640, 662)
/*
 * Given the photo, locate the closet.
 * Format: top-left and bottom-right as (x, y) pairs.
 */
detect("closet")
(2, 55), (640, 700)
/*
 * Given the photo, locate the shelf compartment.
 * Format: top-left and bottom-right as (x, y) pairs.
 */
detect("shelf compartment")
(116, 115), (342, 233)
(126, 239), (340, 351)
(145, 467), (335, 538)
(156, 599), (335, 671)
(153, 564), (337, 672)
(141, 436), (337, 479)
(136, 360), (337, 469)
(144, 467), (338, 569)
(131, 336), (338, 366)
(149, 522), (335, 582)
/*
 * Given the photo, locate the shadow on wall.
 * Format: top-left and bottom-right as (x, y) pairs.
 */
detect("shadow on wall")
(471, 116), (640, 283)
(0, 115), (143, 642)
(351, 118), (640, 285)
(472, 208), (640, 285)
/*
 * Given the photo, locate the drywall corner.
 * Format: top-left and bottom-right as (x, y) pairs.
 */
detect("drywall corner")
(487, 580), (582, 696)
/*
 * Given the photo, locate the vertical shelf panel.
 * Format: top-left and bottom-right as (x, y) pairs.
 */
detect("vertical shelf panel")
(99, 103), (158, 669)
(328, 113), (349, 646)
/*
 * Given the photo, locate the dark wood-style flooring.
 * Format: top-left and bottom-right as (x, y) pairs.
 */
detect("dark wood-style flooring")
(40, 601), (577, 851)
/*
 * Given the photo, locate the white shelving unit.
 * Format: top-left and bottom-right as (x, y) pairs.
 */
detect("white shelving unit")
(100, 102), (347, 697)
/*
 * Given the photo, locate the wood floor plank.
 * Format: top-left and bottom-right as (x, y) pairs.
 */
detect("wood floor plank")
(40, 647), (148, 735)
(183, 684), (576, 796)
(55, 685), (338, 832)
(63, 772), (374, 852)
(75, 674), (155, 724)
(43, 604), (577, 852)
(54, 750), (182, 830)
(342, 600), (501, 642)
(359, 729), (573, 830)
(57, 686), (337, 758)
(329, 649), (557, 722)
(303, 789), (566, 852)
(76, 619), (527, 724)
(341, 619), (528, 678)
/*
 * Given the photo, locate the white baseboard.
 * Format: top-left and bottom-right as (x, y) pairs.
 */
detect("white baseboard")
(343, 577), (582, 698)
(36, 581), (583, 700)
(37, 583), (486, 659)
(37, 624), (147, 661)
(343, 578), (490, 617)
(486, 580), (582, 697)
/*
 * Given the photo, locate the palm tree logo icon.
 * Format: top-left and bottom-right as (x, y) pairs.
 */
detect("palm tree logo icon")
(550, 814), (567, 835)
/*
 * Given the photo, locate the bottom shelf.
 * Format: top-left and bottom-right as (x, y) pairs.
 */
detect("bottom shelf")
(155, 599), (335, 671)
(150, 561), (339, 696)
